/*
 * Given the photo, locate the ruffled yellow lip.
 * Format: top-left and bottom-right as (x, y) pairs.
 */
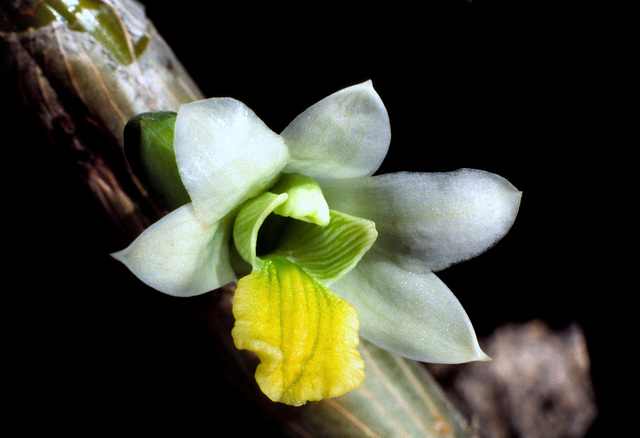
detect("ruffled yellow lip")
(232, 256), (365, 406)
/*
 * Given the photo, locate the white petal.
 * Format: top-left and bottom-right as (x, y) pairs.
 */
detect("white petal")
(281, 81), (390, 179)
(321, 169), (522, 273)
(174, 98), (289, 224)
(331, 249), (489, 363)
(111, 204), (236, 297)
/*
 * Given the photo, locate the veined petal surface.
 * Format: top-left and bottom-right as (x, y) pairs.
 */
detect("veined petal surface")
(232, 256), (365, 406)
(274, 210), (377, 286)
(281, 81), (391, 179)
(321, 169), (522, 273)
(111, 204), (236, 296)
(331, 249), (490, 364)
(174, 98), (289, 224)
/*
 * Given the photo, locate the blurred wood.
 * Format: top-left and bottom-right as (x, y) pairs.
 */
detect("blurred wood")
(428, 320), (598, 438)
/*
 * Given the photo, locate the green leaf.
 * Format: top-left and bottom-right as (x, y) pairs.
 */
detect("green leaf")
(124, 111), (191, 211)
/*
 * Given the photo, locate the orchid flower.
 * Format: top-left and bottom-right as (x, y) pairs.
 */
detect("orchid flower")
(112, 81), (521, 406)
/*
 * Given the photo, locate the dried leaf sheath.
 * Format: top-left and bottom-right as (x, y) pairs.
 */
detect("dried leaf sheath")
(1, 0), (203, 240)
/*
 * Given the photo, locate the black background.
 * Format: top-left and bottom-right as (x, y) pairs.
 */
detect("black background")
(6, 1), (619, 435)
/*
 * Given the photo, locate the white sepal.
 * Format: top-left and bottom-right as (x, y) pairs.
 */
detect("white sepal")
(281, 81), (391, 179)
(331, 249), (490, 364)
(321, 169), (522, 274)
(174, 98), (289, 224)
(111, 204), (236, 296)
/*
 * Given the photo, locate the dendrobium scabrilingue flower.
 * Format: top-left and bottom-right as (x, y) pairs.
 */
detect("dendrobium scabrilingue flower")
(112, 81), (522, 406)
